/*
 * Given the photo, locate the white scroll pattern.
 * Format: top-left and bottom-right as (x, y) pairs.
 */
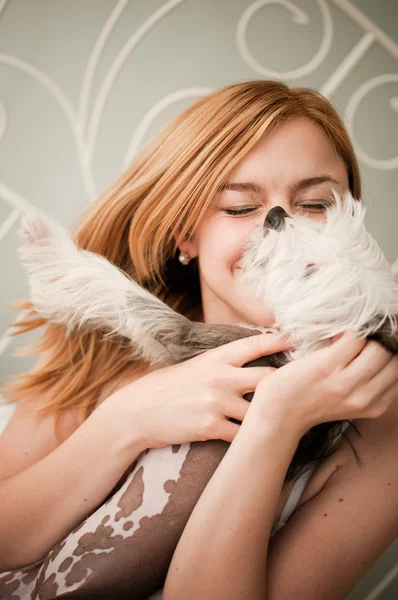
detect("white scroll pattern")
(0, 2), (397, 596)
(236, 0), (334, 79)
(0, 0), (396, 365)
(235, 0), (398, 171)
(0, 0), (396, 225)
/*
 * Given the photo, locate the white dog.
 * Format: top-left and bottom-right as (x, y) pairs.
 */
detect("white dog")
(17, 190), (398, 371)
(5, 190), (397, 600)
(241, 190), (398, 357)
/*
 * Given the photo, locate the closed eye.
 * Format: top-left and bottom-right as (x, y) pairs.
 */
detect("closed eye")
(296, 199), (335, 213)
(214, 198), (334, 217)
(219, 206), (260, 217)
(297, 204), (327, 213)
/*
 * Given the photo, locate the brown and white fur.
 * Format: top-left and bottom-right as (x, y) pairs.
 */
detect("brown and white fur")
(2, 190), (396, 600)
(17, 190), (398, 369)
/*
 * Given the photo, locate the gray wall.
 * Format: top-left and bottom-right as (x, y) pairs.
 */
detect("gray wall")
(0, 1), (397, 597)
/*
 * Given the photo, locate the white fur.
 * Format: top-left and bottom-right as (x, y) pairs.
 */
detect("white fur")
(18, 208), (184, 365)
(241, 190), (398, 357)
(17, 191), (398, 364)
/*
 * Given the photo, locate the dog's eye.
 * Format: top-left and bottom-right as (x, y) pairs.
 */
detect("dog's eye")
(302, 263), (318, 278)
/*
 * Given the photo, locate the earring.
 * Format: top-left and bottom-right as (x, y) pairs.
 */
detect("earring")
(178, 251), (191, 266)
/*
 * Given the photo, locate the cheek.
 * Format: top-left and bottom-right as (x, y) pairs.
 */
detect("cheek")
(198, 220), (251, 269)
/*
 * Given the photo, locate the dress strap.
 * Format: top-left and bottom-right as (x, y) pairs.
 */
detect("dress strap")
(276, 464), (317, 530)
(272, 422), (350, 536)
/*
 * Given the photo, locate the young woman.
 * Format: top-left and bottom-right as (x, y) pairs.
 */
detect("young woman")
(0, 80), (397, 600)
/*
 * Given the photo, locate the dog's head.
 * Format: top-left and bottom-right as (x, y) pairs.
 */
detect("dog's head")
(241, 190), (398, 350)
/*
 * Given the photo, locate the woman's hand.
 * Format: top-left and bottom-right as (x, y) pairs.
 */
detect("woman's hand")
(246, 331), (398, 439)
(97, 333), (291, 451)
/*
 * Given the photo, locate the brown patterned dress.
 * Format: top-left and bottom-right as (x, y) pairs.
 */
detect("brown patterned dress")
(0, 440), (317, 600)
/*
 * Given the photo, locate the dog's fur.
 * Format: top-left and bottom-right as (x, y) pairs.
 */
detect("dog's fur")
(4, 191), (396, 599)
(241, 191), (398, 357)
(18, 190), (398, 369)
(15, 190), (398, 458)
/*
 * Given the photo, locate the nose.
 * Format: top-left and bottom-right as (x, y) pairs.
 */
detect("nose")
(264, 206), (290, 230)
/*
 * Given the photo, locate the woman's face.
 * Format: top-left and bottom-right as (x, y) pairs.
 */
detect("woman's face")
(180, 118), (350, 327)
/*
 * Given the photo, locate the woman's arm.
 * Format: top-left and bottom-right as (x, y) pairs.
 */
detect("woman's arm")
(164, 334), (398, 600)
(0, 400), (145, 571)
(0, 333), (288, 573)
(264, 409), (398, 600)
(163, 417), (301, 600)
(164, 408), (398, 600)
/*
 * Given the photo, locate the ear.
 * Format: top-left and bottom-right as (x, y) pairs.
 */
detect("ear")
(174, 228), (199, 260)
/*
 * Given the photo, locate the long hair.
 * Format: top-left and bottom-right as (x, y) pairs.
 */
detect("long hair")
(1, 80), (361, 437)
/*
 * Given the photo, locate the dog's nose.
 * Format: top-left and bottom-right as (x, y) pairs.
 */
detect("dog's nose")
(264, 206), (290, 230)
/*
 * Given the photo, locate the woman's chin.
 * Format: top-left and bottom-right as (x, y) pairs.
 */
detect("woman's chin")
(227, 270), (275, 326)
(238, 307), (276, 329)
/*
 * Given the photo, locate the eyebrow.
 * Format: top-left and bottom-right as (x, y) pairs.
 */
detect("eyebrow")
(217, 175), (341, 195)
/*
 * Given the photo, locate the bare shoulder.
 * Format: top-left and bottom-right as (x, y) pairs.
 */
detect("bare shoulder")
(0, 391), (80, 481)
(266, 407), (398, 598)
(294, 400), (398, 510)
(336, 402), (398, 493)
(0, 353), (154, 482)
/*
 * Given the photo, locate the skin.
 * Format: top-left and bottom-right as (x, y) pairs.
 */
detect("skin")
(162, 118), (398, 598)
(179, 117), (349, 327)
(0, 115), (396, 599)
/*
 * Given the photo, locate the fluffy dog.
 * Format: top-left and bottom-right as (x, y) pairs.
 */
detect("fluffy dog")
(15, 189), (398, 459)
(6, 190), (397, 599)
(18, 190), (398, 367)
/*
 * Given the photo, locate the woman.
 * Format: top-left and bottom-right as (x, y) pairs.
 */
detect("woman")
(0, 80), (397, 599)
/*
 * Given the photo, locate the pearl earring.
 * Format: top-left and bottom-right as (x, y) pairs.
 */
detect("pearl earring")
(178, 251), (191, 266)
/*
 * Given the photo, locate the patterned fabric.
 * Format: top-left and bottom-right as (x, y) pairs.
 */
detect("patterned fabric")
(0, 440), (314, 600)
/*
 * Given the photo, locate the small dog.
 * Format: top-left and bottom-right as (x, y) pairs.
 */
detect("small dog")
(8, 191), (397, 599)
(15, 190), (398, 443)
(18, 190), (398, 371)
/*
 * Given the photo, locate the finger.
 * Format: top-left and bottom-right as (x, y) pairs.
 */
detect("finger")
(356, 352), (397, 401)
(216, 419), (240, 443)
(233, 366), (276, 395)
(344, 339), (393, 385)
(222, 396), (251, 422)
(215, 333), (292, 368)
(326, 330), (367, 368)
